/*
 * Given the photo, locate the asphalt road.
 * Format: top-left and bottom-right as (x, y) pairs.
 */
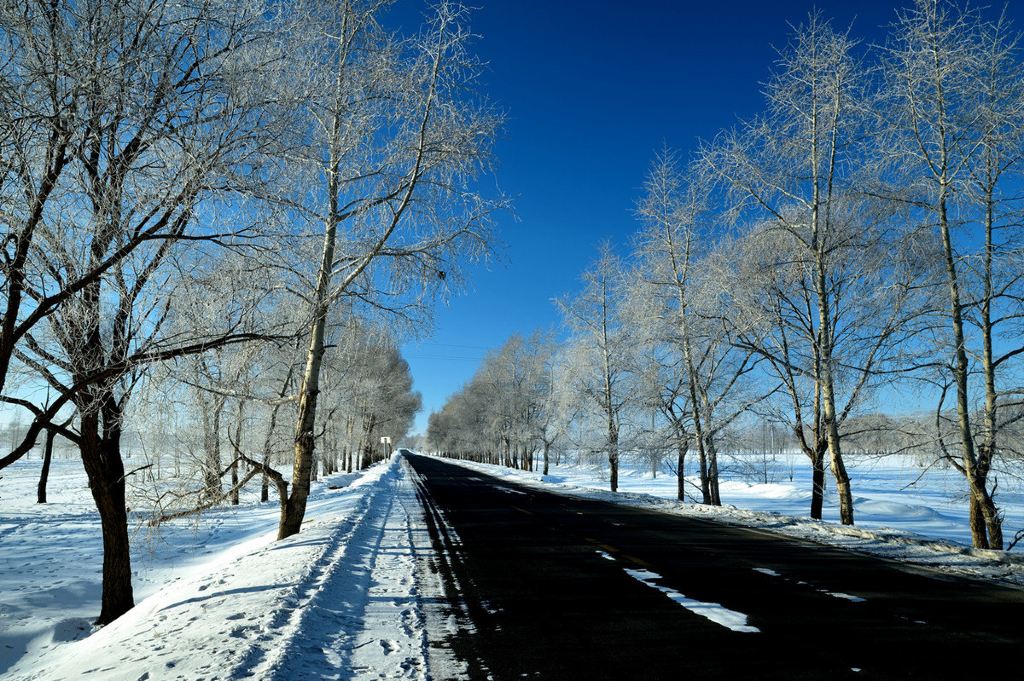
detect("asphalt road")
(403, 453), (1024, 681)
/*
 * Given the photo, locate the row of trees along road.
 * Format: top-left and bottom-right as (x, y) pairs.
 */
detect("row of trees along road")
(0, 0), (501, 624)
(428, 0), (1024, 552)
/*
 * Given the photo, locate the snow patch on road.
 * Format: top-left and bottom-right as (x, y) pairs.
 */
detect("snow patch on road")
(752, 566), (867, 602)
(623, 568), (760, 633)
(495, 486), (528, 496)
(752, 567), (781, 577)
(825, 591), (867, 603)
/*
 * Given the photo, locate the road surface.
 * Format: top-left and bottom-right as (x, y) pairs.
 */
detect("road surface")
(404, 454), (1024, 680)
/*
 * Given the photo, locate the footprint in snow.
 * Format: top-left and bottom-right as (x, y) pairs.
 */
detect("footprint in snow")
(379, 639), (400, 655)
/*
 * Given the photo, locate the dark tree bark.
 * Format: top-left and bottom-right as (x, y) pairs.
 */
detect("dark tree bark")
(200, 393), (226, 503)
(705, 432), (721, 506)
(676, 439), (687, 502)
(230, 402), (245, 506)
(810, 445), (826, 521)
(37, 428), (56, 504)
(608, 423), (619, 493)
(79, 411), (134, 625)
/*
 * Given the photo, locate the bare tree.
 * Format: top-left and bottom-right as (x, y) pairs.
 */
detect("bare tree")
(880, 0), (1024, 548)
(0, 0), (288, 624)
(702, 13), (868, 524)
(274, 0), (500, 539)
(727, 208), (930, 519)
(528, 335), (570, 477)
(630, 151), (772, 505)
(557, 244), (634, 492)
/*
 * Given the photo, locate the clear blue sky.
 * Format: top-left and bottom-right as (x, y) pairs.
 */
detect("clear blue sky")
(396, 0), (1024, 434)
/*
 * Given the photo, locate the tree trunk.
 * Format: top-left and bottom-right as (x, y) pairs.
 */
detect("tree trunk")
(809, 446), (826, 521)
(230, 458), (239, 505)
(279, 308), (327, 539)
(812, 230), (854, 526)
(697, 441), (710, 504)
(231, 402), (245, 506)
(676, 440), (687, 502)
(201, 395), (225, 503)
(938, 185), (1001, 548)
(79, 413), (134, 625)
(542, 441), (550, 476)
(819, 368), (853, 524)
(705, 432), (721, 506)
(608, 422), (619, 493)
(687, 366), (710, 504)
(977, 183), (1004, 549)
(278, 158), (339, 539)
(37, 428), (56, 504)
(968, 470), (1002, 549)
(969, 493), (987, 548)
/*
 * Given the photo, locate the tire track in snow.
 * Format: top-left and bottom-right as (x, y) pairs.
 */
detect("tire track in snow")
(347, 466), (432, 679)
(226, 464), (401, 679)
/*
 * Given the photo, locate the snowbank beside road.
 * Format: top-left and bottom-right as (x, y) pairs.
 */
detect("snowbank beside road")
(515, 454), (1024, 552)
(2, 455), (443, 680)
(438, 457), (1024, 587)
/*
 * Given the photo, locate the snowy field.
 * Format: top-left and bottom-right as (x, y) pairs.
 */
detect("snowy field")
(443, 452), (1024, 584)
(0, 454), (454, 680)
(533, 452), (1024, 551)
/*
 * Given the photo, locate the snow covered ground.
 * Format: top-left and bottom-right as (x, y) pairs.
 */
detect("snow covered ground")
(441, 453), (1024, 585)
(2, 449), (1021, 679)
(0, 454), (453, 680)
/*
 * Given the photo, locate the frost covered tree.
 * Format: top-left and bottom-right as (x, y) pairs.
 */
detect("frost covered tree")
(337, 327), (421, 471)
(702, 12), (870, 525)
(0, 0), (290, 624)
(629, 152), (772, 505)
(880, 0), (1024, 548)
(628, 151), (700, 501)
(427, 374), (492, 460)
(528, 337), (572, 476)
(557, 244), (635, 492)
(271, 0), (501, 540)
(726, 210), (930, 519)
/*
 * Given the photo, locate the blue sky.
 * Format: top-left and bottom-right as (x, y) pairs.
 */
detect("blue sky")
(397, 0), (1024, 434)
